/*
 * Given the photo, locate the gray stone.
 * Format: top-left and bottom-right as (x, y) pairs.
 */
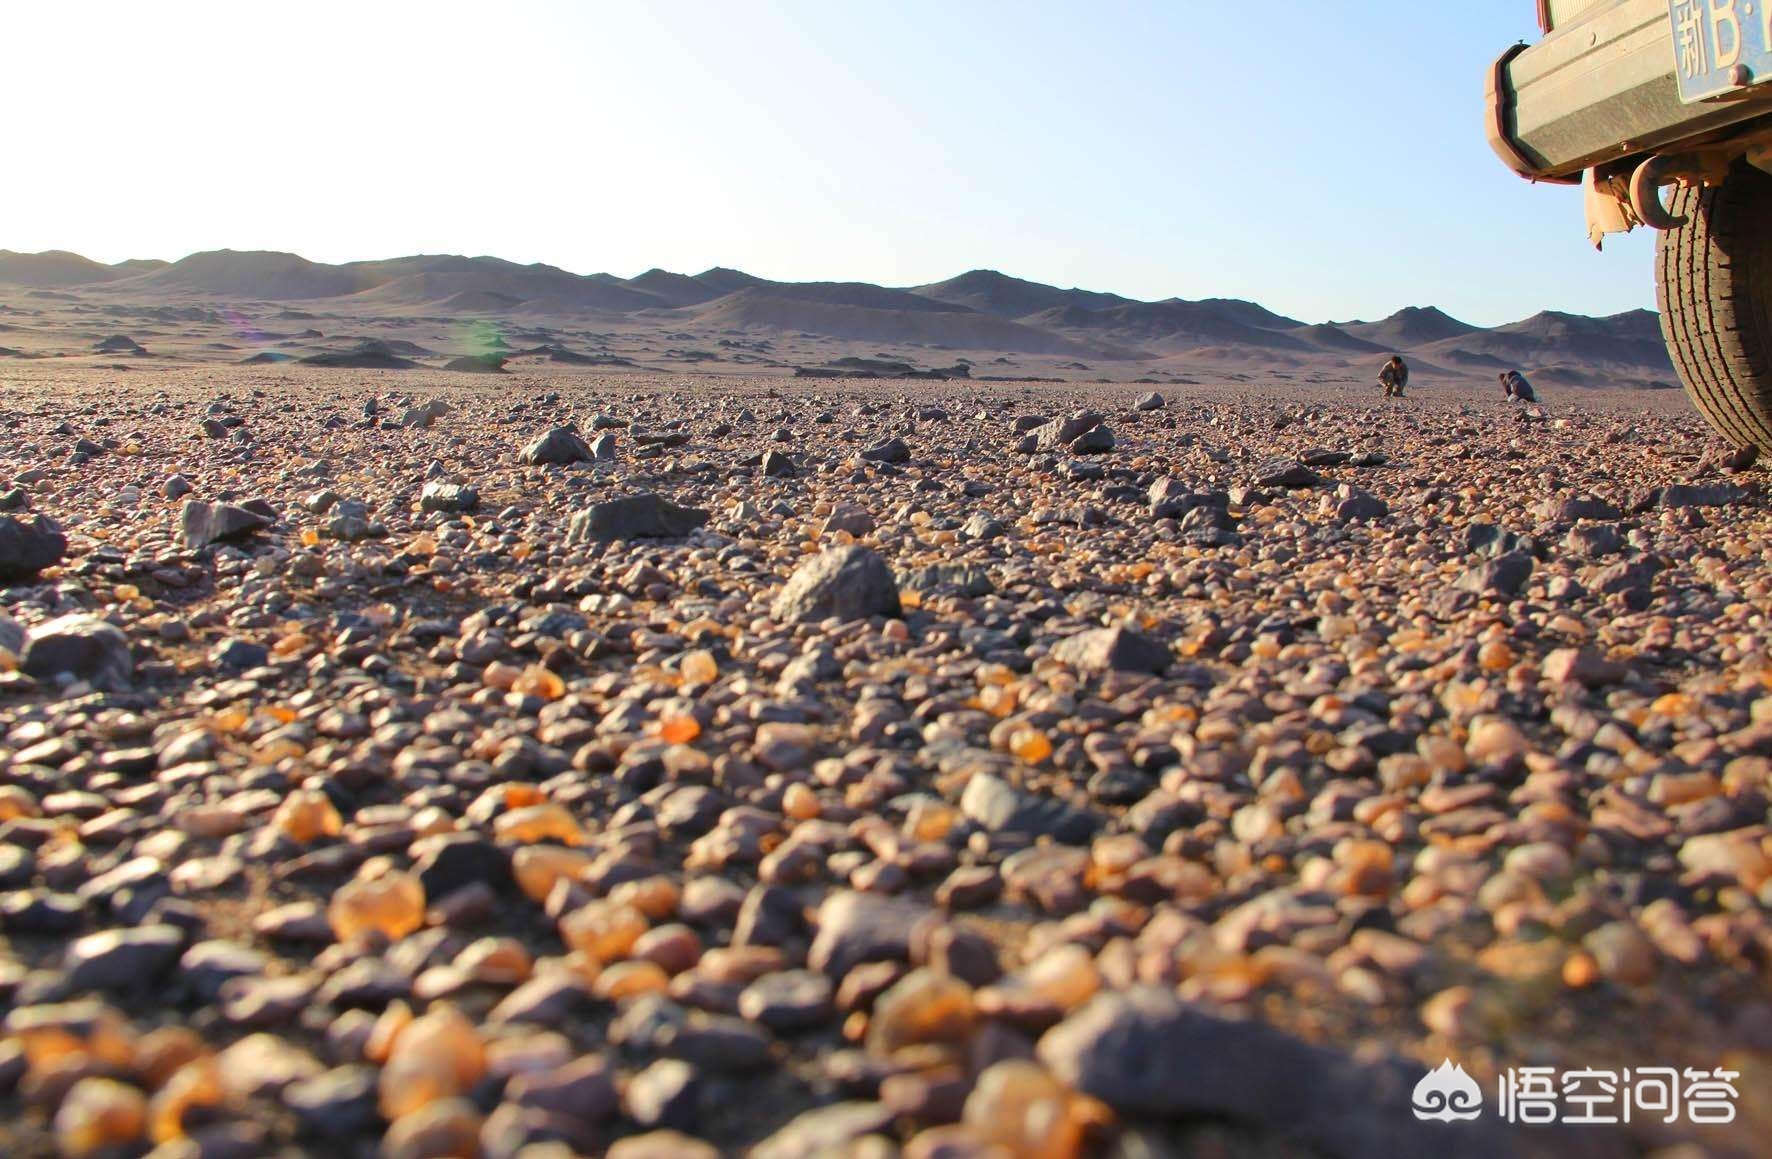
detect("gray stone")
(1031, 411), (1107, 453)
(898, 564), (994, 598)
(0, 513), (68, 580)
(1069, 425), (1116, 454)
(401, 399), (451, 426)
(1543, 648), (1628, 688)
(809, 892), (928, 978)
(860, 437), (911, 463)
(0, 613), (24, 658)
(1539, 495), (1621, 523)
(507, 1055), (619, 1123)
(1335, 491), (1389, 521)
(1133, 391), (1164, 411)
(414, 834), (510, 899)
(285, 1066), (380, 1139)
(567, 493), (709, 542)
(1455, 550), (1534, 598)
(180, 940), (269, 1002)
(520, 427), (596, 465)
(752, 1102), (894, 1159)
(1565, 524), (1624, 557)
(211, 639), (269, 671)
(65, 925), (184, 992)
(21, 615), (133, 690)
(761, 450), (797, 478)
(181, 500), (272, 549)
(737, 970), (834, 1032)
(821, 505), (876, 537)
(490, 974), (587, 1024)
(773, 545), (901, 624)
(1661, 482), (1746, 508)
(1254, 458), (1323, 489)
(660, 1014), (773, 1072)
(960, 513), (1004, 540)
(623, 1059), (699, 1130)
(1051, 626), (1169, 674)
(480, 1103), (601, 1159)
(961, 774), (1103, 845)
(419, 482), (479, 513)
(1039, 988), (1517, 1159)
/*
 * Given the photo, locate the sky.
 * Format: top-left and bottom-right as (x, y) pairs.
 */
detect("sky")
(1, 1), (1658, 327)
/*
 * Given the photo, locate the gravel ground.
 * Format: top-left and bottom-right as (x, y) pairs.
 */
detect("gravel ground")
(0, 366), (1767, 1158)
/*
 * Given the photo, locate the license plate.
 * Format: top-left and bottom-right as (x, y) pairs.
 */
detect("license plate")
(1670, 0), (1772, 101)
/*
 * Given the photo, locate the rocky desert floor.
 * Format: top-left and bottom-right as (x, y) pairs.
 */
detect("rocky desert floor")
(0, 364), (1767, 1158)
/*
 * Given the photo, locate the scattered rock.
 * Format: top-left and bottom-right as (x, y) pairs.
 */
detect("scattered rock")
(21, 614), (133, 689)
(861, 437), (911, 464)
(773, 545), (901, 624)
(420, 482), (480, 514)
(1051, 626), (1169, 674)
(520, 427), (596, 465)
(567, 493), (710, 542)
(1254, 458), (1323, 489)
(0, 513), (68, 580)
(181, 500), (273, 549)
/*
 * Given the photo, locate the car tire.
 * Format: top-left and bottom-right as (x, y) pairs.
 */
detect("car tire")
(1656, 163), (1772, 453)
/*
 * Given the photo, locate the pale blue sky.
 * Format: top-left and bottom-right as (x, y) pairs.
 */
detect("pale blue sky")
(2, 1), (1654, 326)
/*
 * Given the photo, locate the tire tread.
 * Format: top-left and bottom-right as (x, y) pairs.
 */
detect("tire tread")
(1656, 167), (1772, 452)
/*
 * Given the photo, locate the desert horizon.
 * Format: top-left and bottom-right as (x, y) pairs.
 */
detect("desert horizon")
(1, 246), (1677, 391)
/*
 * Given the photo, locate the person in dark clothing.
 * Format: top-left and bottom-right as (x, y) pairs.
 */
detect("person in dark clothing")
(1379, 355), (1409, 398)
(1500, 370), (1537, 403)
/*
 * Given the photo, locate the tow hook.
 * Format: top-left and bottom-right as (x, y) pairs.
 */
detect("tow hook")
(1629, 156), (1689, 231)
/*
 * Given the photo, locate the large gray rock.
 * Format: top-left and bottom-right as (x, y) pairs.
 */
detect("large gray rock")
(0, 613), (23, 658)
(808, 892), (928, 978)
(21, 614), (134, 690)
(1039, 988), (1520, 1159)
(1455, 550), (1534, 598)
(1538, 495), (1621, 523)
(506, 1055), (619, 1123)
(520, 427), (596, 465)
(65, 925), (184, 992)
(752, 1102), (894, 1159)
(773, 545), (901, 624)
(1069, 425), (1116, 454)
(960, 774), (1102, 844)
(0, 513), (68, 580)
(419, 482), (479, 514)
(860, 437), (911, 464)
(181, 500), (272, 549)
(567, 493), (709, 543)
(400, 399), (451, 426)
(1031, 411), (1109, 454)
(1254, 458), (1323, 489)
(1052, 626), (1169, 674)
(1660, 482), (1746, 508)
(898, 564), (993, 598)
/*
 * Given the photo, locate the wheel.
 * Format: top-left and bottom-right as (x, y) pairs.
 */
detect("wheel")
(1656, 163), (1772, 453)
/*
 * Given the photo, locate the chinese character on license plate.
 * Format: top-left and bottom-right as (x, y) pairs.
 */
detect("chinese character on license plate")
(1670, 0), (1772, 101)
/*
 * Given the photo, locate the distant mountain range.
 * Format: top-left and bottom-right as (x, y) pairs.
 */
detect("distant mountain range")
(0, 248), (1676, 384)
